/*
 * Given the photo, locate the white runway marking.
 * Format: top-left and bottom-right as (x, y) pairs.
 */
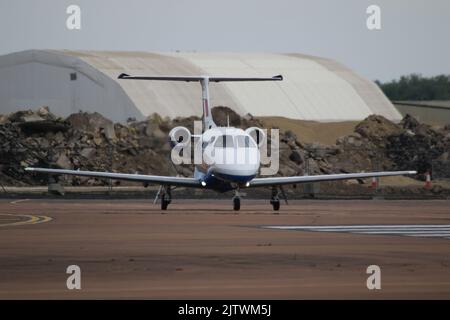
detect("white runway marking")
(9, 199), (30, 204)
(262, 225), (450, 240)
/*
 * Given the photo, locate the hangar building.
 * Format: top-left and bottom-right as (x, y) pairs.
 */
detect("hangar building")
(0, 50), (402, 123)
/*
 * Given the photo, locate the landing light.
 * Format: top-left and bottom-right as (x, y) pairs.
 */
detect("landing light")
(201, 181), (207, 187)
(245, 182), (250, 187)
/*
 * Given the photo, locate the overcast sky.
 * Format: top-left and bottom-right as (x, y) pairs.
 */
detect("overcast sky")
(0, 0), (449, 81)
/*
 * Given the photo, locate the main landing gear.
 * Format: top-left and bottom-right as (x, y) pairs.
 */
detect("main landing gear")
(155, 185), (172, 211)
(270, 186), (281, 212)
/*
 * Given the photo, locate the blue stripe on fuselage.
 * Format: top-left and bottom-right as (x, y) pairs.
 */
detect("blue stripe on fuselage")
(203, 174), (233, 192)
(194, 168), (255, 192)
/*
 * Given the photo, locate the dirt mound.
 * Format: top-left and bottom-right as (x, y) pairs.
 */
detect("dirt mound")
(0, 108), (173, 186)
(258, 116), (357, 145)
(387, 114), (449, 175)
(66, 112), (116, 140)
(354, 115), (405, 147)
(0, 107), (449, 193)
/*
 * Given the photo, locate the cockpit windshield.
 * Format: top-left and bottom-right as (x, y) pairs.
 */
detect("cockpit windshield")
(212, 135), (257, 148)
(236, 135), (256, 148)
(214, 135), (235, 148)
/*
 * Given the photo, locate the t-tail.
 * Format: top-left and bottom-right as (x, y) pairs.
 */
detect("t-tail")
(118, 73), (283, 131)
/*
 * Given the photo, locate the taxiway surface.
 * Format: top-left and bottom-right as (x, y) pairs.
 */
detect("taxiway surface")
(0, 199), (449, 299)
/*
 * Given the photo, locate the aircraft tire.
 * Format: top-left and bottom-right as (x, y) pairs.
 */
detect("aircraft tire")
(161, 198), (169, 211)
(272, 200), (280, 211)
(233, 197), (241, 211)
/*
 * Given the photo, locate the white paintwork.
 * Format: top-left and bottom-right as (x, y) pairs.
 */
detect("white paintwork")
(201, 127), (260, 178)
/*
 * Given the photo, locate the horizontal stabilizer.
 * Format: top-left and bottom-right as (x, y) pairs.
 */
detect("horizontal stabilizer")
(210, 75), (283, 82)
(118, 74), (283, 82)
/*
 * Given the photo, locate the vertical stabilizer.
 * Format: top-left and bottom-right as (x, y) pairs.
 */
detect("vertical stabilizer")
(200, 77), (216, 130)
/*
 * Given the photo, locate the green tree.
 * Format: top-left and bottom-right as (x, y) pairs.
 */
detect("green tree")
(375, 74), (450, 101)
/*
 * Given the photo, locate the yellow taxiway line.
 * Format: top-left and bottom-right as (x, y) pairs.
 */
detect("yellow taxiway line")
(0, 213), (53, 227)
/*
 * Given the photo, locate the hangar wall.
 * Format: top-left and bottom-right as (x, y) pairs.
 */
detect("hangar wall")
(0, 50), (141, 122)
(0, 50), (402, 123)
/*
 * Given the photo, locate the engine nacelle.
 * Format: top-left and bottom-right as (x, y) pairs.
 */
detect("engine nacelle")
(245, 127), (266, 147)
(169, 126), (191, 147)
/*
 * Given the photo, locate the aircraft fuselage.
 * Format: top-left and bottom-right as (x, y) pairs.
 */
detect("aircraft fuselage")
(193, 127), (260, 192)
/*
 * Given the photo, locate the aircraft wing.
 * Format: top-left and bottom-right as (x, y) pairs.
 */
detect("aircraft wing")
(25, 167), (202, 188)
(249, 170), (417, 187)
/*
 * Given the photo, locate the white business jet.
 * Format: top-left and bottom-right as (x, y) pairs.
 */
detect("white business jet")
(26, 74), (416, 211)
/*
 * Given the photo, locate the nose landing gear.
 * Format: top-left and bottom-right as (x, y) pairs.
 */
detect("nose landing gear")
(233, 196), (241, 211)
(232, 188), (241, 211)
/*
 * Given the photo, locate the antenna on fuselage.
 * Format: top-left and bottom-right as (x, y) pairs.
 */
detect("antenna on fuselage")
(118, 73), (283, 132)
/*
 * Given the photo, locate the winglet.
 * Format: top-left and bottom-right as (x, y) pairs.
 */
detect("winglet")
(118, 73), (130, 79)
(273, 74), (283, 80)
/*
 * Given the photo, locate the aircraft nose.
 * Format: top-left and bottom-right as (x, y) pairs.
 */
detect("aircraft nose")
(212, 153), (259, 182)
(207, 144), (260, 182)
(214, 162), (258, 175)
(212, 163), (258, 183)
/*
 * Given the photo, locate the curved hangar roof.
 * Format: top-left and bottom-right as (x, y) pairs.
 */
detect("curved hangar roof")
(0, 50), (401, 122)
